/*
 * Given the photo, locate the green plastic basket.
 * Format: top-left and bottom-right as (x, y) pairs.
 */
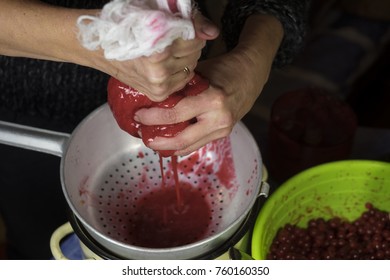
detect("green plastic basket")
(251, 160), (390, 260)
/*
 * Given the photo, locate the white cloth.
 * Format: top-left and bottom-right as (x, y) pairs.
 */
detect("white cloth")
(77, 0), (195, 61)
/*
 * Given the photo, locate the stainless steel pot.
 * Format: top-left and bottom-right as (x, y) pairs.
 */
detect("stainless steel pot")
(0, 103), (268, 259)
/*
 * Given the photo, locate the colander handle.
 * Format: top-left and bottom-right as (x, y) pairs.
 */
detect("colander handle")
(0, 120), (69, 157)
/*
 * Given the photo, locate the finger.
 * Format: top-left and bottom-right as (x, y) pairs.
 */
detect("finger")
(169, 59), (198, 86)
(193, 13), (220, 40)
(135, 56), (171, 86)
(175, 127), (232, 156)
(145, 65), (198, 100)
(133, 58), (196, 99)
(147, 120), (232, 156)
(147, 48), (172, 63)
(147, 49), (200, 78)
(170, 37), (205, 58)
(146, 36), (203, 63)
(135, 92), (205, 125)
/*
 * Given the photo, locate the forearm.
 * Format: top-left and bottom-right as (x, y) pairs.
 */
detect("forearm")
(0, 0), (97, 66)
(195, 14), (284, 123)
(233, 14), (283, 80)
(222, 0), (310, 67)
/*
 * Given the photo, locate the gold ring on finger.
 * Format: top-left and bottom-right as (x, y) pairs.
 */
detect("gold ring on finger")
(183, 66), (190, 76)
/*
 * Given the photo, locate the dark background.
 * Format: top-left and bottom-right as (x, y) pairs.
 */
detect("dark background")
(242, 0), (390, 181)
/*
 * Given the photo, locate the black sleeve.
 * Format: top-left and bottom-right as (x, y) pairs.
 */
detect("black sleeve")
(221, 0), (311, 67)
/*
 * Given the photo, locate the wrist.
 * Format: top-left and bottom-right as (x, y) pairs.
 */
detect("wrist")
(55, 9), (103, 67)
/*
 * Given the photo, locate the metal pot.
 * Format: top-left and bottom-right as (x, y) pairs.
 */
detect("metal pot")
(50, 195), (264, 260)
(0, 103), (268, 259)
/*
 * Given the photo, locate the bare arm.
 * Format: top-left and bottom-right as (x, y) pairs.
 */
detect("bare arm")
(0, 0), (95, 63)
(0, 0), (218, 100)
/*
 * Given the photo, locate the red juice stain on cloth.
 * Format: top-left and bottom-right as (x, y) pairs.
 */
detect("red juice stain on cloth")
(167, 0), (179, 13)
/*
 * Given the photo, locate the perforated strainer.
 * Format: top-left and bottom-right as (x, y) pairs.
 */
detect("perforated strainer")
(0, 103), (268, 259)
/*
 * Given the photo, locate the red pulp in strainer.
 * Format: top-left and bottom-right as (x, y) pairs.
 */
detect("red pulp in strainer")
(79, 137), (238, 249)
(128, 182), (210, 248)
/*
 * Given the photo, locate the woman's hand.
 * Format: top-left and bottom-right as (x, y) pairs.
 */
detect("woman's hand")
(0, 0), (219, 102)
(87, 12), (219, 101)
(134, 14), (284, 155)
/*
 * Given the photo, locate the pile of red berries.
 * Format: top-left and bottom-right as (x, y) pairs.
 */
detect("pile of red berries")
(267, 203), (390, 259)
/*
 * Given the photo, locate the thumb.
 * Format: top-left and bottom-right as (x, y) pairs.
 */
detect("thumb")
(193, 13), (220, 40)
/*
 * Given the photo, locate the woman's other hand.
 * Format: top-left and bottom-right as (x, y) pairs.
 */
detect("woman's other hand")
(134, 14), (284, 155)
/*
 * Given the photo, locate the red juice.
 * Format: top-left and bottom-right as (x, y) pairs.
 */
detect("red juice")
(127, 181), (210, 248)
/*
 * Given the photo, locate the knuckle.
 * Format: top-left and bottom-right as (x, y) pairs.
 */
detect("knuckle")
(175, 141), (188, 152)
(197, 39), (206, 50)
(217, 111), (234, 130)
(152, 83), (169, 94)
(209, 92), (230, 111)
(209, 89), (226, 107)
(162, 107), (179, 123)
(148, 50), (170, 63)
(147, 75), (163, 86)
(219, 126), (234, 138)
(173, 137), (191, 151)
(206, 90), (235, 131)
(148, 69), (170, 84)
(148, 89), (168, 102)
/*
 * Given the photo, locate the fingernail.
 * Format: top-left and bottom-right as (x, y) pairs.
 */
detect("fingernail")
(201, 20), (219, 37)
(133, 114), (140, 122)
